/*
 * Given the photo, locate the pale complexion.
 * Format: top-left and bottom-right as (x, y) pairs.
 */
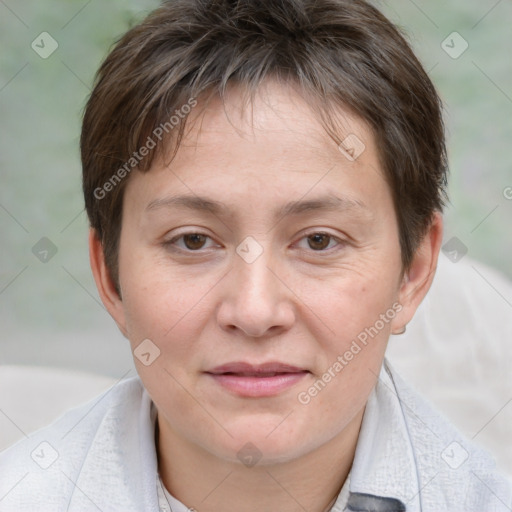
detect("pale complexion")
(90, 80), (443, 512)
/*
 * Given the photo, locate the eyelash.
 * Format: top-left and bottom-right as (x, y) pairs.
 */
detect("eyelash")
(164, 231), (347, 254)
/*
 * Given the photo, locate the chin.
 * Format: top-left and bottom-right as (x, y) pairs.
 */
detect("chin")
(213, 426), (313, 466)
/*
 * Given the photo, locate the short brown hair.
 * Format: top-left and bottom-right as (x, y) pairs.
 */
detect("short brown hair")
(81, 0), (448, 290)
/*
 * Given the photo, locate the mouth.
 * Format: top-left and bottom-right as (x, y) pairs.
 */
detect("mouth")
(205, 362), (310, 397)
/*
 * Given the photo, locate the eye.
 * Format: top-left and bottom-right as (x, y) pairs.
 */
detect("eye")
(164, 231), (346, 254)
(165, 232), (217, 251)
(296, 231), (345, 252)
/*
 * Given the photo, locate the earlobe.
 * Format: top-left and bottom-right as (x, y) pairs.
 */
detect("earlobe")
(88, 228), (129, 338)
(391, 212), (444, 332)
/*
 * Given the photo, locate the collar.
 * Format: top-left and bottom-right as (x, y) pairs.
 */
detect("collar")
(339, 359), (420, 511)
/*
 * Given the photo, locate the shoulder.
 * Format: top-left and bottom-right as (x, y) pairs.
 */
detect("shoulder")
(385, 360), (512, 511)
(0, 375), (145, 511)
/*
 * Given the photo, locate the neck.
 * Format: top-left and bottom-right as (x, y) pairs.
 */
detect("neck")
(156, 408), (364, 512)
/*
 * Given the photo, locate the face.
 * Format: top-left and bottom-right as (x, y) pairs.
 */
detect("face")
(91, 80), (440, 466)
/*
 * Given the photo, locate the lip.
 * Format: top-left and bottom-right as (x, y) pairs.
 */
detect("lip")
(205, 361), (309, 397)
(208, 361), (307, 375)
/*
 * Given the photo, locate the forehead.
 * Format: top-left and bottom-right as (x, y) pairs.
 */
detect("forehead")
(181, 80), (374, 162)
(124, 79), (391, 221)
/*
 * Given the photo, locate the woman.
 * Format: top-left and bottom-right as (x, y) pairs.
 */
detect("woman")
(1, 1), (510, 510)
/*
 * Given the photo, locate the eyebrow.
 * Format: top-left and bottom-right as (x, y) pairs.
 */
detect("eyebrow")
(144, 193), (369, 221)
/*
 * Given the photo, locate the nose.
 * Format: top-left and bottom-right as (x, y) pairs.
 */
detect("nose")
(216, 245), (296, 338)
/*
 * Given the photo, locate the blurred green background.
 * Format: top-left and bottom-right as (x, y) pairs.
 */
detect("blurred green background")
(1, 0), (511, 376)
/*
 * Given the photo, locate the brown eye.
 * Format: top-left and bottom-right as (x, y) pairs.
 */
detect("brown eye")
(307, 233), (332, 251)
(182, 233), (208, 250)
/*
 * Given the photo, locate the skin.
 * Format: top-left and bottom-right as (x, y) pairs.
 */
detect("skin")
(90, 79), (443, 512)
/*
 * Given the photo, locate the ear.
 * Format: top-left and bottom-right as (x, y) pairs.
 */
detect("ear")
(88, 228), (129, 338)
(390, 211), (443, 333)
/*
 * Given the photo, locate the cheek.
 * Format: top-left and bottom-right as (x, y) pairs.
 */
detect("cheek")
(119, 251), (219, 368)
(293, 284), (392, 441)
(304, 265), (399, 341)
(294, 265), (398, 401)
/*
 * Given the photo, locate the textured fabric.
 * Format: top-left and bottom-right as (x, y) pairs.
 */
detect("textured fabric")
(348, 361), (512, 511)
(0, 359), (510, 511)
